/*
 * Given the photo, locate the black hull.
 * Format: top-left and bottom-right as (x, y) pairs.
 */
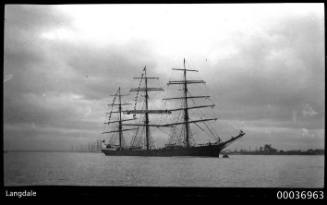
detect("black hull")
(102, 144), (223, 157)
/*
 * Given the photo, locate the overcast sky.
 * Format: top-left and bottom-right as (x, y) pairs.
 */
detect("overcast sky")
(4, 4), (324, 151)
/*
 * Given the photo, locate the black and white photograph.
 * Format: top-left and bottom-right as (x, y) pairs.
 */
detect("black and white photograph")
(3, 3), (325, 201)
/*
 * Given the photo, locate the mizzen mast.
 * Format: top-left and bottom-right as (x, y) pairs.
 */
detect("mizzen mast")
(102, 87), (136, 149)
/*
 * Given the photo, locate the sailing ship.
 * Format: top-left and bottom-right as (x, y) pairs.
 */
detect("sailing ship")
(101, 59), (245, 157)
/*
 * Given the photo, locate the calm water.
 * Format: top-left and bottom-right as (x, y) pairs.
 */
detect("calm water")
(4, 152), (324, 187)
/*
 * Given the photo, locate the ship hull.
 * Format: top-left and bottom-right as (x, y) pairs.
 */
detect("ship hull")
(102, 144), (223, 157)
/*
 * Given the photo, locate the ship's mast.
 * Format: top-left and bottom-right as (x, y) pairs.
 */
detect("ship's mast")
(118, 87), (123, 148)
(144, 67), (150, 150)
(124, 66), (171, 150)
(163, 59), (217, 148)
(102, 88), (136, 149)
(182, 59), (191, 147)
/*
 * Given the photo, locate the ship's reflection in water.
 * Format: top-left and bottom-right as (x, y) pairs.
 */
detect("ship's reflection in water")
(4, 152), (324, 187)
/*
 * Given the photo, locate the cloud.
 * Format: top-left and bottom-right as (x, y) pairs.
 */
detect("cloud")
(199, 13), (324, 126)
(3, 4), (324, 151)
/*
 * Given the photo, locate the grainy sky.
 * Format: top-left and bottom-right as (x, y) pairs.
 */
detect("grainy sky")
(4, 4), (324, 151)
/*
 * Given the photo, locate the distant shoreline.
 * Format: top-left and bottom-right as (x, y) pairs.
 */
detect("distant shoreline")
(224, 145), (324, 156)
(228, 153), (324, 156)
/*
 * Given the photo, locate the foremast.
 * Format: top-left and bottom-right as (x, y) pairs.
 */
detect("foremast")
(102, 87), (136, 149)
(163, 59), (217, 148)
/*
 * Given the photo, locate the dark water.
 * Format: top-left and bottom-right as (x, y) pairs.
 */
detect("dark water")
(4, 152), (324, 187)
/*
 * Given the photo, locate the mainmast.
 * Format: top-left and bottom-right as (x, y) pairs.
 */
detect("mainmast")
(102, 87), (136, 149)
(163, 59), (217, 148)
(124, 66), (171, 150)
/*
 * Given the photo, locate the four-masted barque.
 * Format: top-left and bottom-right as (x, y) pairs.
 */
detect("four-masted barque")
(101, 59), (245, 157)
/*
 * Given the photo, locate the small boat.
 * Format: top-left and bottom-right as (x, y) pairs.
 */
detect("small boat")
(222, 154), (229, 158)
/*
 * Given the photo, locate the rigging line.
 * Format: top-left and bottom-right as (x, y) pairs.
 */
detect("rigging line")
(157, 126), (170, 135)
(187, 87), (217, 142)
(108, 88), (119, 122)
(180, 125), (184, 144)
(209, 123), (220, 140)
(171, 99), (183, 122)
(188, 89), (220, 139)
(188, 91), (216, 137)
(140, 126), (145, 147)
(188, 90), (215, 134)
(190, 118), (212, 141)
(177, 101), (185, 142)
(103, 88), (119, 140)
(139, 103), (147, 148)
(168, 125), (176, 144)
(194, 67), (218, 116)
(197, 107), (219, 137)
(203, 121), (219, 139)
(164, 68), (176, 123)
(131, 127), (139, 147)
(134, 126), (145, 147)
(102, 111), (108, 134)
(134, 126), (141, 147)
(192, 120), (207, 134)
(203, 81), (221, 120)
(131, 100), (146, 147)
(188, 90), (202, 114)
(109, 132), (117, 145)
(200, 119), (213, 135)
(167, 100), (183, 144)
(133, 71), (144, 119)
(209, 121), (221, 138)
(138, 127), (143, 147)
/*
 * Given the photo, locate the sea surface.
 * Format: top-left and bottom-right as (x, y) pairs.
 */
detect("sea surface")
(4, 152), (324, 187)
